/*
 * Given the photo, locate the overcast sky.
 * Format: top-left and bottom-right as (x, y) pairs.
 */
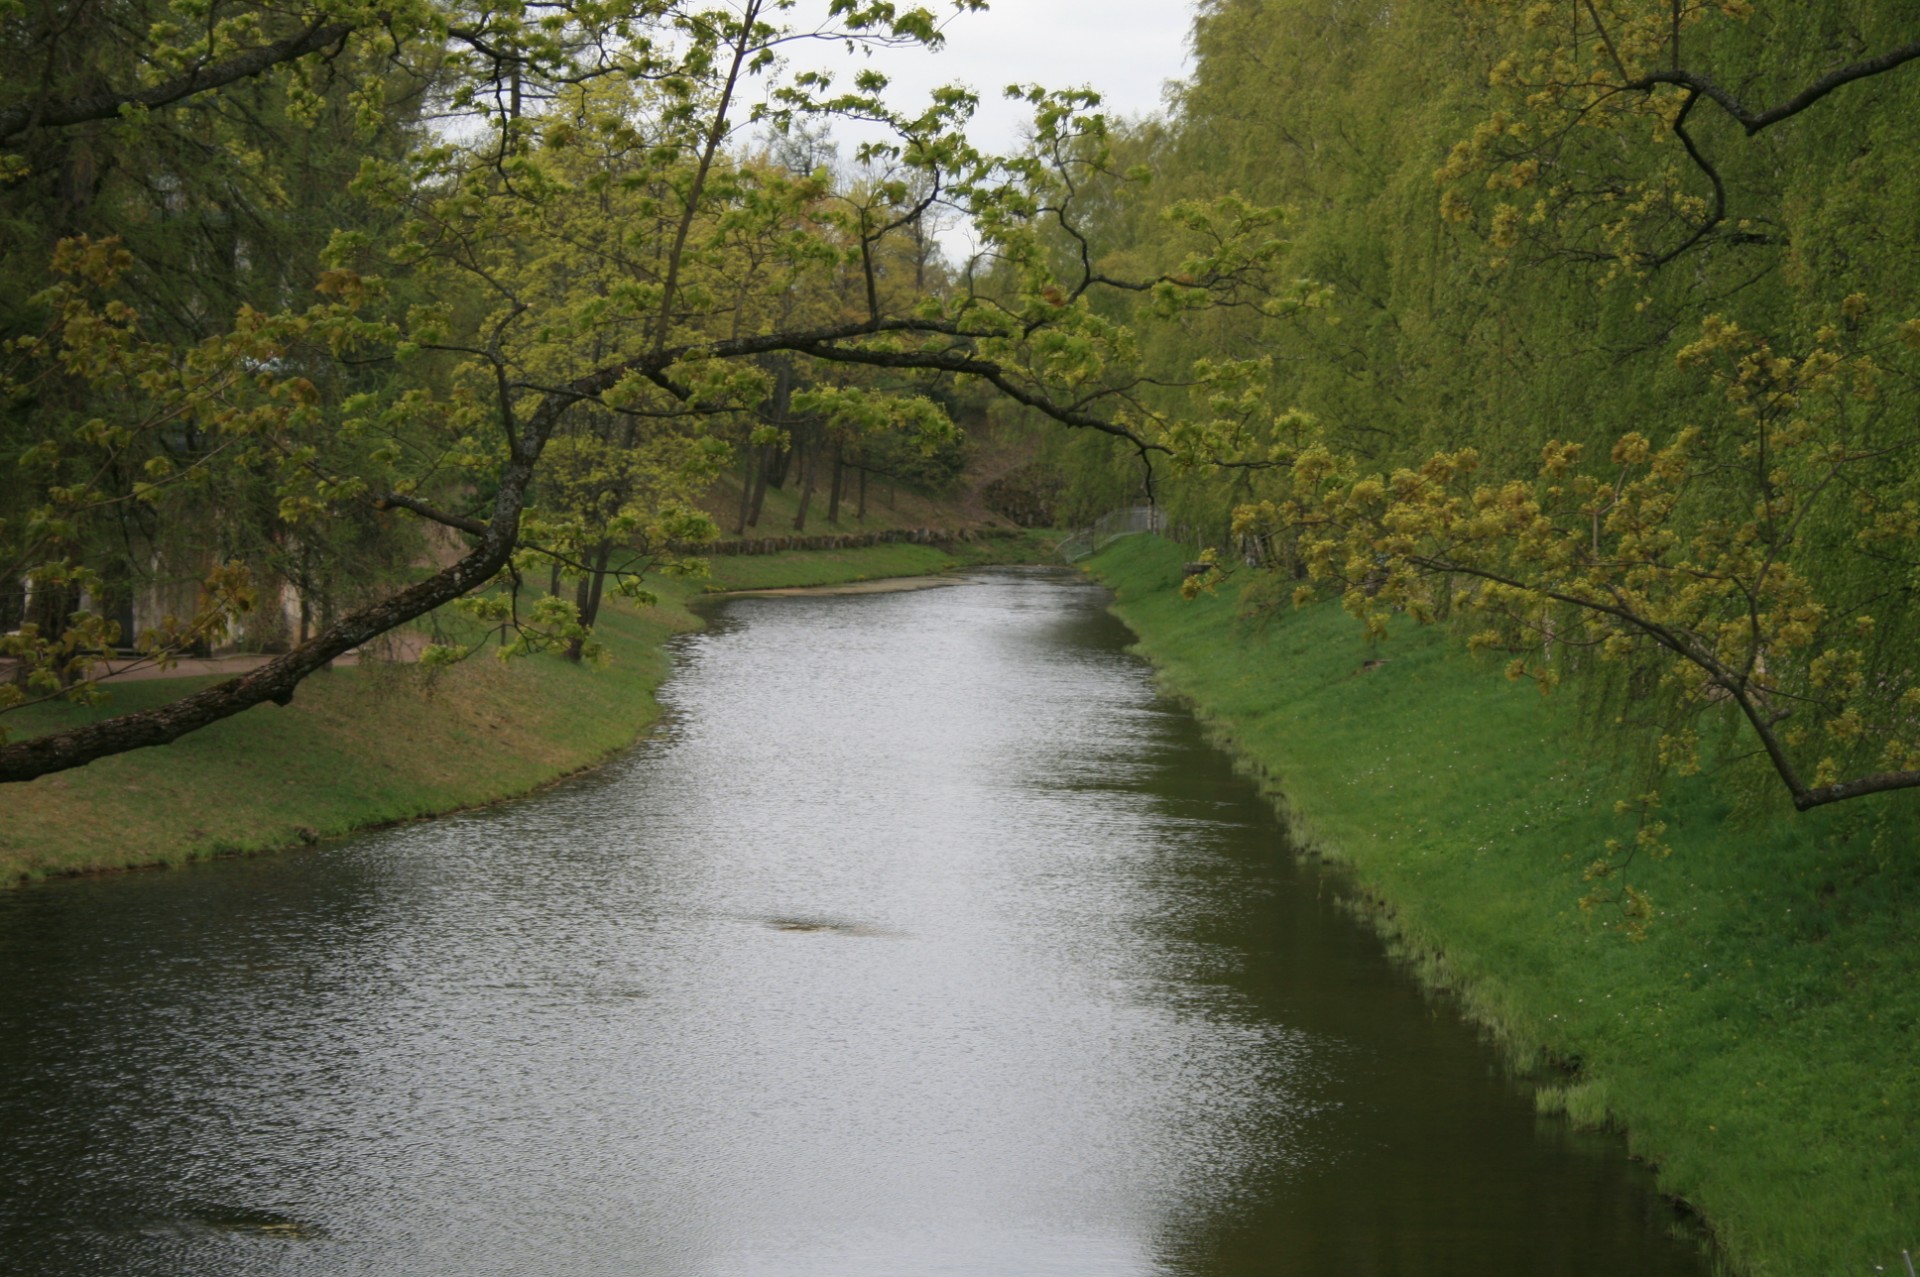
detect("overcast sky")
(764, 1), (1199, 256)
(770, 0), (1199, 157)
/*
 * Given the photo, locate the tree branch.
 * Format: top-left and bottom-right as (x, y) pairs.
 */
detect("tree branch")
(1644, 88), (1731, 269)
(0, 371), (602, 783)
(374, 493), (491, 537)
(1402, 552), (1920, 812)
(1629, 41), (1920, 136)
(0, 19), (357, 143)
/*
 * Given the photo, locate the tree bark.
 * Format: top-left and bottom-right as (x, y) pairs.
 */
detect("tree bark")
(792, 432), (816, 532)
(564, 540), (613, 662)
(827, 444), (844, 524)
(735, 437), (758, 535)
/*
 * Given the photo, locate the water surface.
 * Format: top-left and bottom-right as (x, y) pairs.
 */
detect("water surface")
(0, 570), (1709, 1275)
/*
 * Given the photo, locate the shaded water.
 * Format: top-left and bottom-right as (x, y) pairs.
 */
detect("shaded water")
(0, 570), (1710, 1275)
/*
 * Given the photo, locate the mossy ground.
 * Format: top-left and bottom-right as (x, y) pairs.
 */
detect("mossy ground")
(1, 533), (1058, 885)
(1089, 535), (1918, 1277)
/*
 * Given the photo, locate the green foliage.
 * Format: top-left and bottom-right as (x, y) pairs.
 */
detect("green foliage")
(3, 0), (1327, 778)
(1048, 0), (1920, 831)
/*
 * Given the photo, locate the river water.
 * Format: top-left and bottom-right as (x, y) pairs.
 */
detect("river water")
(0, 570), (1709, 1276)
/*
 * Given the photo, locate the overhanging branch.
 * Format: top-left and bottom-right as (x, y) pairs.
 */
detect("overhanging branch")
(1401, 552), (1919, 812)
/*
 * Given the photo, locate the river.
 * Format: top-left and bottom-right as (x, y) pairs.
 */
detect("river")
(0, 569), (1710, 1275)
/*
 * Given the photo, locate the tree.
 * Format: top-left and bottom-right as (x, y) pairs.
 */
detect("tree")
(1435, 0), (1920, 272)
(956, 0), (1920, 899)
(0, 0), (1306, 782)
(1250, 301), (1920, 815)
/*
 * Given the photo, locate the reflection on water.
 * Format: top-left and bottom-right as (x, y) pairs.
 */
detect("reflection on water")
(0, 570), (1709, 1276)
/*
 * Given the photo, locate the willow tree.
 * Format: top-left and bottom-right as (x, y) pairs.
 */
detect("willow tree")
(1028, 0), (1920, 857)
(1191, 0), (1920, 906)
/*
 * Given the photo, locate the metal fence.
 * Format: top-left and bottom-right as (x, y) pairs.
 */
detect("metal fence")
(1058, 505), (1167, 562)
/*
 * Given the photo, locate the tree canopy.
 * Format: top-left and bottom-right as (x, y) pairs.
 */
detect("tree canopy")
(1, 0), (1306, 781)
(1016, 0), (1920, 920)
(10, 0), (1920, 902)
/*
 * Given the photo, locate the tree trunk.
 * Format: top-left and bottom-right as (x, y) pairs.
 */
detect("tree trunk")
(792, 434), (816, 532)
(560, 537), (606, 656)
(857, 465), (868, 522)
(26, 582), (74, 685)
(564, 541), (612, 662)
(747, 443), (772, 528)
(764, 360), (794, 490)
(734, 436), (758, 536)
(566, 570), (592, 664)
(827, 444), (844, 524)
(582, 542), (612, 629)
(316, 592), (335, 672)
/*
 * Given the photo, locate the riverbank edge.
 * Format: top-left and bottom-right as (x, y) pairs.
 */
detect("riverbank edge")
(1084, 535), (1917, 1277)
(1, 533), (1061, 886)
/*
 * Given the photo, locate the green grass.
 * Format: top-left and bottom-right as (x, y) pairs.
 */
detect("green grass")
(1089, 535), (1918, 1277)
(1, 532), (1061, 885)
(0, 594), (698, 883)
(701, 529), (1063, 591)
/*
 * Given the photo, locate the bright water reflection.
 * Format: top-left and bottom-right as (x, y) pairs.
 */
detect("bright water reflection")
(0, 570), (1709, 1276)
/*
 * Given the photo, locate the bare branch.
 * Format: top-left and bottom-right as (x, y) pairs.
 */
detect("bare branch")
(1629, 41), (1920, 136)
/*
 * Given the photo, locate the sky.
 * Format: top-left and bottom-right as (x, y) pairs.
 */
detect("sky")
(770, 0), (1199, 156)
(767, 1), (1200, 255)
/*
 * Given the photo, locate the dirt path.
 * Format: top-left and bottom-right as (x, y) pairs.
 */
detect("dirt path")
(9, 631), (429, 687)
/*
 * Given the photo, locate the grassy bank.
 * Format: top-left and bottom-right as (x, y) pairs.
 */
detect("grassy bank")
(698, 529), (1059, 592)
(1, 533), (1058, 885)
(1088, 536), (1917, 1277)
